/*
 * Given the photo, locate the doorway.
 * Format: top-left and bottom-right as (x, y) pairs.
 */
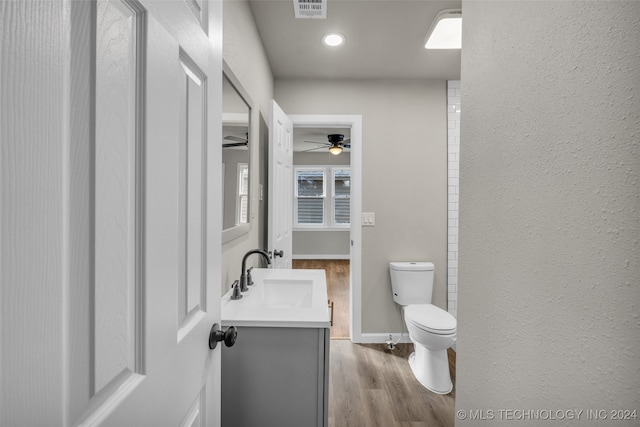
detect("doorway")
(290, 125), (352, 339)
(288, 114), (363, 342)
(293, 259), (350, 339)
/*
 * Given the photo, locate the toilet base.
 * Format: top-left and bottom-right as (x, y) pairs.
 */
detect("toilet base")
(408, 344), (453, 394)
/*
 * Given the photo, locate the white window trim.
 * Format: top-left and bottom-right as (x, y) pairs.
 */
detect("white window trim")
(294, 166), (350, 230)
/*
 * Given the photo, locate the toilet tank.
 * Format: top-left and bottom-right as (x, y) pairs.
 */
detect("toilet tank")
(389, 262), (435, 305)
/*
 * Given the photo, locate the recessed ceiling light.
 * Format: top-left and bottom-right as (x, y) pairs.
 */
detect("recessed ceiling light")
(323, 33), (344, 47)
(425, 10), (462, 49)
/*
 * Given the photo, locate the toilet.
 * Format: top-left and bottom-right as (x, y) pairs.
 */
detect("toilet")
(389, 262), (456, 394)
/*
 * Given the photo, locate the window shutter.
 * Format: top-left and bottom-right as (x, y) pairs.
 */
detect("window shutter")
(333, 169), (350, 225)
(298, 198), (324, 224)
(296, 169), (325, 224)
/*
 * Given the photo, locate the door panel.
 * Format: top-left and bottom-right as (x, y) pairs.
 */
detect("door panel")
(94, 0), (142, 396)
(0, 0), (223, 425)
(178, 52), (208, 340)
(180, 390), (206, 427)
(268, 100), (294, 268)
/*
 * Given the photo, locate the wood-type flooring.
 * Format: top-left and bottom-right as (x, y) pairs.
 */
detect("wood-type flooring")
(293, 259), (350, 339)
(293, 259), (456, 426)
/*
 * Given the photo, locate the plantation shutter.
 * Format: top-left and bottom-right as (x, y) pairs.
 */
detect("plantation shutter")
(296, 169), (325, 224)
(333, 168), (350, 224)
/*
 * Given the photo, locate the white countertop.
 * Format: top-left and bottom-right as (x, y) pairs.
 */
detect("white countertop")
(221, 268), (331, 328)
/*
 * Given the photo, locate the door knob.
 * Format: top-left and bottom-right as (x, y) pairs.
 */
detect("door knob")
(209, 323), (237, 349)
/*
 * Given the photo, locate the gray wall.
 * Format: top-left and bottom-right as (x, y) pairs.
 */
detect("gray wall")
(457, 1), (640, 422)
(293, 232), (350, 258)
(222, 0), (274, 290)
(276, 79), (448, 333)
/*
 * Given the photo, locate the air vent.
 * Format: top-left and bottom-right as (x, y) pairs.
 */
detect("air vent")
(293, 0), (326, 19)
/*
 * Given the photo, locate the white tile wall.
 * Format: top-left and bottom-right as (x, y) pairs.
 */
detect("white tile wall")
(447, 80), (460, 318)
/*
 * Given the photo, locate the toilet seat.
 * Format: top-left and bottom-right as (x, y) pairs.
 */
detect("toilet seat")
(405, 304), (456, 335)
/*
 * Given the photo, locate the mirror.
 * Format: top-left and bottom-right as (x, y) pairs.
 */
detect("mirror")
(222, 63), (252, 242)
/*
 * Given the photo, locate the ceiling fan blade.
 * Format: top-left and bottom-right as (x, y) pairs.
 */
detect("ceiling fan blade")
(343, 138), (351, 144)
(300, 146), (327, 152)
(222, 141), (248, 148)
(224, 135), (248, 142)
(303, 140), (330, 146)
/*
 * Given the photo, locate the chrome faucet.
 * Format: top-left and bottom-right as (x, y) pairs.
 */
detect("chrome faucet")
(239, 249), (271, 292)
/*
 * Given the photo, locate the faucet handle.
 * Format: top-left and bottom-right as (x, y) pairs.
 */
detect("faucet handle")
(247, 267), (254, 286)
(230, 280), (243, 300)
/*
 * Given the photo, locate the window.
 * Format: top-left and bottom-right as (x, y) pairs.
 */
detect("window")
(295, 168), (325, 225)
(236, 163), (248, 225)
(295, 166), (350, 228)
(333, 168), (350, 225)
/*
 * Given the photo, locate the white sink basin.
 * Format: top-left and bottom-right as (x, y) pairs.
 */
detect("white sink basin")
(222, 268), (330, 328)
(261, 279), (313, 308)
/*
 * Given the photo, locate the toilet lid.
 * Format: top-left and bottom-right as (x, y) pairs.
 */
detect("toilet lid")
(405, 304), (456, 334)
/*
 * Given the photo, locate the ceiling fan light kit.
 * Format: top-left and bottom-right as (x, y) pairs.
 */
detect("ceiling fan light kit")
(301, 133), (351, 155)
(329, 144), (343, 155)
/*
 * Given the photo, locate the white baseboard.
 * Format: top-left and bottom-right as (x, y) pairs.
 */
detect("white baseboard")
(293, 254), (350, 260)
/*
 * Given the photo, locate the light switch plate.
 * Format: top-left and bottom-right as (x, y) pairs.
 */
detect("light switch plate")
(362, 212), (375, 226)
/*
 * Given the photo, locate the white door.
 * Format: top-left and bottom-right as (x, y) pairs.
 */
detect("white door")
(268, 100), (294, 269)
(0, 1), (223, 426)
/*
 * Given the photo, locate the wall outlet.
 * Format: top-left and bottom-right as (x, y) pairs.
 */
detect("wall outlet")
(362, 212), (375, 226)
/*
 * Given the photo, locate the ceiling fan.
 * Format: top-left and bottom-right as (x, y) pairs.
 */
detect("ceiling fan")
(301, 134), (351, 155)
(223, 133), (248, 148)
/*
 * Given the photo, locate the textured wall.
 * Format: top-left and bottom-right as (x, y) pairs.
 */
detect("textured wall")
(276, 79), (448, 334)
(457, 1), (640, 424)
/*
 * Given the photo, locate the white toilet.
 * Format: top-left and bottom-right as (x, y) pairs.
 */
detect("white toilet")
(389, 262), (456, 394)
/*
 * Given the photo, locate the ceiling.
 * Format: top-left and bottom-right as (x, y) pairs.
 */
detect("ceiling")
(248, 0), (462, 80)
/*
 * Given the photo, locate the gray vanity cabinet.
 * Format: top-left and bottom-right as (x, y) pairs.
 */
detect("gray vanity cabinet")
(221, 326), (330, 427)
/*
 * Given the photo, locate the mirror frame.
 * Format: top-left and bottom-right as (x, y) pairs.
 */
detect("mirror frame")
(222, 60), (254, 243)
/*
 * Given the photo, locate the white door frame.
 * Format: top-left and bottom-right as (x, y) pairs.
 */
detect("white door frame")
(288, 114), (363, 343)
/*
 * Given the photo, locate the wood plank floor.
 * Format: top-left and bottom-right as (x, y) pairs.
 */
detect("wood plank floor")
(293, 259), (456, 426)
(293, 259), (350, 339)
(329, 342), (456, 427)
(329, 340), (455, 427)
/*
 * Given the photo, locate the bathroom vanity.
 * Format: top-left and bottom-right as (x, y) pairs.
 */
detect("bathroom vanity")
(221, 268), (330, 427)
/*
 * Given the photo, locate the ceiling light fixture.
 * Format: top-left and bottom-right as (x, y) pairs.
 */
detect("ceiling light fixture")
(329, 144), (343, 155)
(425, 9), (462, 49)
(323, 33), (344, 47)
